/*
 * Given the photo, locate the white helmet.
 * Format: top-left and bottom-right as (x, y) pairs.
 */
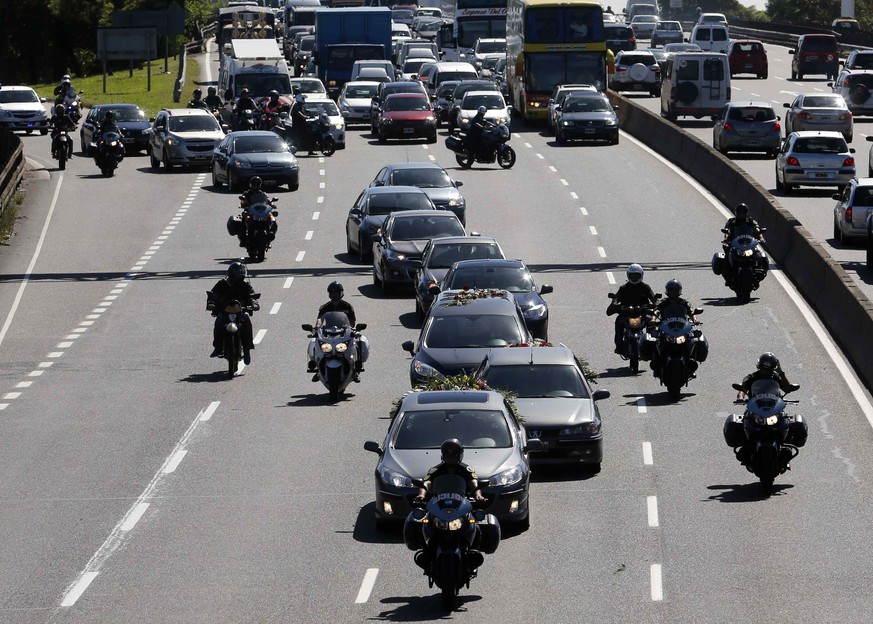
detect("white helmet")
(626, 263), (644, 284)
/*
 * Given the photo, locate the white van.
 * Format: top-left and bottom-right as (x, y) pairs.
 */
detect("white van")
(689, 24), (730, 54)
(660, 52), (731, 120)
(420, 61), (478, 97)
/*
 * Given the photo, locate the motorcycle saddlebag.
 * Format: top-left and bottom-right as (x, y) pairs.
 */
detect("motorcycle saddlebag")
(787, 414), (808, 447)
(403, 510), (425, 551)
(640, 333), (657, 361)
(358, 336), (369, 364)
(694, 334), (709, 363)
(445, 135), (463, 152)
(711, 252), (725, 276)
(475, 514), (501, 554)
(226, 216), (243, 237)
(723, 414), (746, 448)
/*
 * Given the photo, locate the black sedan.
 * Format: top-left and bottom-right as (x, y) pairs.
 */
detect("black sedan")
(211, 131), (299, 191)
(370, 161), (467, 225)
(554, 93), (620, 145)
(81, 103), (151, 155)
(372, 210), (465, 293)
(345, 186), (436, 262)
(412, 236), (505, 319)
(440, 259), (553, 340)
(364, 389), (541, 529)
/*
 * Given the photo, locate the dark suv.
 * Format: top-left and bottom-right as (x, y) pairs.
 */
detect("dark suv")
(605, 25), (636, 54)
(790, 34), (839, 80)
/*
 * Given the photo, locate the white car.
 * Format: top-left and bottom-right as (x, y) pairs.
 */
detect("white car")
(0, 86), (49, 134)
(301, 97), (346, 149)
(630, 15), (659, 38)
(338, 81), (380, 125)
(289, 77), (327, 97)
(456, 91), (511, 132)
(610, 50), (662, 96)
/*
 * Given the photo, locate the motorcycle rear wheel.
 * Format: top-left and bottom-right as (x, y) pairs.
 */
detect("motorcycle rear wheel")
(456, 154), (473, 169)
(57, 152), (67, 171)
(497, 146), (516, 169)
(629, 354), (639, 374)
(320, 136), (336, 157)
(225, 335), (240, 379)
(101, 167), (114, 177)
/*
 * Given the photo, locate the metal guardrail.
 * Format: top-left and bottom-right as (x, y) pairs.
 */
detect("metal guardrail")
(0, 130), (25, 223)
(728, 25), (873, 56)
(173, 23), (217, 103)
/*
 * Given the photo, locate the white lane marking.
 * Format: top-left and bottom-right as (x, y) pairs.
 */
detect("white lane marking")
(0, 173), (63, 349)
(775, 75), (786, 80)
(647, 496), (659, 527)
(814, 88), (824, 92)
(72, 328), (87, 334)
(199, 402), (220, 422)
(79, 321), (95, 326)
(28, 370), (44, 377)
(15, 381), (32, 388)
(536, 153), (544, 159)
(38, 362), (53, 368)
(157, 235), (168, 240)
(772, 100), (780, 104)
(651, 564), (663, 601)
(65, 335), (80, 340)
(60, 572), (99, 607)
(120, 502), (150, 531)
(750, 93), (760, 97)
(589, 226), (597, 236)
(428, 154), (436, 161)
(549, 165), (557, 172)
(305, 231), (314, 240)
(319, 182), (325, 189)
(524, 142), (532, 148)
(597, 247), (606, 257)
(514, 133), (522, 139)
(621, 131), (873, 429)
(312, 212), (320, 220)
(570, 192), (578, 199)
(580, 207), (588, 215)
(254, 329), (267, 345)
(319, 156), (324, 163)
(422, 144), (429, 149)
(317, 196), (324, 204)
(778, 90), (798, 96)
(270, 302), (282, 315)
(355, 568), (379, 604)
(163, 450), (188, 474)
(642, 441), (654, 465)
(637, 398), (647, 413)
(733, 87), (742, 91)
(606, 272), (616, 284)
(284, 277), (294, 289)
(0, 404), (7, 411)
(3, 392), (21, 400)
(48, 352), (64, 357)
(319, 169), (325, 176)
(87, 314), (101, 319)
(116, 282), (129, 287)
(559, 179), (568, 186)
(57, 341), (73, 348)
(296, 251), (306, 262)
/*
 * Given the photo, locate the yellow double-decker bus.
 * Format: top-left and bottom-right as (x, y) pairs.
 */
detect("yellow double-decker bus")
(506, 0), (606, 120)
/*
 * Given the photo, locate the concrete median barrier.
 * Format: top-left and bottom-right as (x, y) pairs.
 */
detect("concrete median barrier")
(608, 90), (873, 391)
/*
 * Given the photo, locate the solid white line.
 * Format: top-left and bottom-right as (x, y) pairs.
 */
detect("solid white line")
(750, 93), (760, 97)
(305, 230), (313, 240)
(637, 398), (647, 413)
(647, 496), (659, 527)
(355, 568), (379, 604)
(254, 329), (267, 345)
(120, 502), (149, 531)
(651, 564), (663, 601)
(199, 401), (220, 422)
(589, 226), (597, 236)
(61, 571), (99, 607)
(284, 277), (294, 288)
(606, 272), (616, 284)
(0, 173), (64, 349)
(296, 251), (306, 262)
(270, 302), (282, 314)
(162, 450), (188, 474)
(312, 212), (320, 220)
(642, 441), (654, 465)
(597, 247), (606, 257)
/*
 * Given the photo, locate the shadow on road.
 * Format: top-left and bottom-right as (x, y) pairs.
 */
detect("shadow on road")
(178, 370), (233, 383)
(372, 594), (483, 621)
(529, 462), (600, 483)
(706, 482), (793, 502)
(351, 502), (403, 545)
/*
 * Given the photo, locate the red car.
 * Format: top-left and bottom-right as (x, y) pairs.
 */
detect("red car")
(376, 93), (437, 144)
(728, 39), (768, 79)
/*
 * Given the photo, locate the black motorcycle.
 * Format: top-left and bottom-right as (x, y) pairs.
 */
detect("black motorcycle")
(649, 309), (707, 400)
(227, 196), (278, 263)
(236, 109), (257, 131)
(302, 112), (336, 157)
(206, 293), (261, 379)
(724, 379), (807, 494)
(404, 475), (500, 611)
(92, 131), (125, 177)
(608, 293), (656, 373)
(51, 127), (74, 170)
(712, 226), (769, 303)
(446, 122), (515, 169)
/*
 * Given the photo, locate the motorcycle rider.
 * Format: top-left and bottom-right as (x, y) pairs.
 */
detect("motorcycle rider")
(237, 176), (277, 248)
(204, 86), (224, 111)
(652, 279), (701, 377)
(261, 90), (284, 115)
(49, 104), (77, 159)
(607, 263), (657, 354)
(208, 262), (259, 365)
(53, 75), (74, 99)
(188, 88), (209, 109)
(738, 352), (800, 397)
(290, 93), (315, 155)
(466, 105), (489, 160)
(412, 439), (486, 572)
(307, 281), (367, 381)
(234, 88), (259, 128)
(98, 110), (120, 136)
(721, 202), (768, 282)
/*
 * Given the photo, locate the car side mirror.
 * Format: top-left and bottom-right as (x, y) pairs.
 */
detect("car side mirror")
(356, 323), (367, 331)
(349, 208), (361, 216)
(290, 146), (298, 154)
(301, 323), (313, 332)
(534, 284), (551, 296)
(524, 439), (543, 452)
(454, 180), (463, 187)
(783, 103), (790, 108)
(592, 389), (610, 401)
(850, 147), (856, 153)
(867, 136), (873, 142)
(833, 193), (842, 200)
(827, 82), (834, 87)
(364, 440), (383, 455)
(402, 340), (415, 354)
(40, 97), (48, 103)
(776, 115), (781, 121)
(428, 284), (441, 295)
(373, 180), (384, 186)
(788, 49), (796, 54)
(612, 105), (620, 110)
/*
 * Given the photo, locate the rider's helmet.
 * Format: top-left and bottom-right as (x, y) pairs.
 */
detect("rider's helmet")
(55, 104), (65, 116)
(665, 279), (682, 298)
(249, 176), (263, 191)
(440, 438), (464, 462)
(477, 105), (487, 115)
(757, 352), (780, 374)
(327, 281), (344, 298)
(193, 88), (202, 99)
(228, 261), (248, 283)
(735, 203), (750, 222)
(295, 93), (306, 104)
(269, 89), (279, 101)
(61, 75), (71, 86)
(626, 263), (644, 284)
(208, 86), (217, 95)
(241, 88), (250, 96)
(103, 111), (115, 122)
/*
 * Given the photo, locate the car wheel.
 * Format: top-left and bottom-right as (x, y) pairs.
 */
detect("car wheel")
(791, 69), (797, 80)
(149, 149), (160, 169)
(346, 234), (354, 256)
(797, 73), (804, 80)
(775, 168), (784, 191)
(372, 263), (382, 287)
(211, 166), (222, 188)
(358, 235), (371, 262)
(784, 182), (794, 194)
(415, 298), (424, 321)
(162, 149), (174, 170)
(380, 264), (392, 294)
(556, 129), (566, 145)
(288, 180), (299, 191)
(39, 128), (48, 136)
(427, 132), (437, 144)
(378, 130), (386, 144)
(517, 509), (530, 532)
(761, 71), (768, 79)
(847, 133), (854, 143)
(610, 135), (619, 146)
(834, 218), (842, 243)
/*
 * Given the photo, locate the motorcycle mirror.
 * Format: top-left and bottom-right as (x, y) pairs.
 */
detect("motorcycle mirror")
(290, 146), (298, 154)
(402, 340), (415, 354)
(271, 210), (279, 217)
(454, 180), (463, 187)
(607, 292), (616, 299)
(355, 323), (367, 331)
(654, 293), (663, 300)
(364, 440), (383, 455)
(693, 307), (704, 315)
(721, 228), (730, 233)
(731, 383), (744, 392)
(592, 389), (610, 401)
(252, 293), (261, 299)
(428, 285), (441, 295)
(301, 323), (314, 332)
(759, 227), (767, 233)
(524, 439), (544, 452)
(539, 284), (553, 295)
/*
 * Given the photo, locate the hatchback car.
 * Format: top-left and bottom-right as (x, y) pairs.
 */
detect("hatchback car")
(475, 345), (610, 469)
(373, 210), (466, 291)
(447, 81), (501, 131)
(775, 131), (856, 193)
(555, 93), (620, 145)
(611, 51), (661, 96)
(713, 101), (781, 157)
(338, 81), (380, 125)
(663, 42), (702, 57)
(651, 21), (684, 47)
(833, 177), (873, 244)
(440, 259), (553, 340)
(148, 108), (226, 169)
(728, 40), (768, 79)
(0, 86), (49, 134)
(398, 57), (435, 82)
(548, 83), (598, 132)
(646, 48), (669, 72)
(364, 390), (540, 528)
(81, 103), (151, 155)
(346, 186), (436, 261)
(402, 289), (531, 385)
(293, 35), (315, 76)
(831, 69), (873, 118)
(211, 130), (299, 191)
(371, 80), (429, 133)
(371, 161), (467, 224)
(783, 94), (853, 141)
(605, 24), (636, 54)
(413, 237), (505, 318)
(377, 93), (437, 143)
(456, 91), (511, 132)
(629, 15), (658, 39)
(843, 50), (873, 70)
(790, 34), (839, 81)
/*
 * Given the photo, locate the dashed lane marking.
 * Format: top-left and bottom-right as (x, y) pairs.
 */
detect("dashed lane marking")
(355, 568), (379, 604)
(647, 496), (659, 527)
(642, 442), (654, 465)
(606, 272), (616, 285)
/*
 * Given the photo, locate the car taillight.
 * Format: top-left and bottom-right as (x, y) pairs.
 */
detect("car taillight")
(617, 66), (628, 72)
(843, 157), (855, 167)
(772, 121), (781, 132)
(846, 206), (853, 221)
(843, 79), (850, 86)
(839, 112), (852, 120)
(723, 122), (735, 132)
(798, 112), (812, 120)
(653, 66), (661, 73)
(787, 156), (800, 166)
(629, 37), (636, 43)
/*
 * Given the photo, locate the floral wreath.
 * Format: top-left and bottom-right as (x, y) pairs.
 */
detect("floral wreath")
(443, 288), (507, 306)
(388, 373), (520, 421)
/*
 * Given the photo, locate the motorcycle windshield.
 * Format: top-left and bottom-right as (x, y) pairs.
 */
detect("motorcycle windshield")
(731, 234), (759, 254)
(249, 203), (272, 219)
(660, 317), (692, 337)
(319, 311), (351, 335)
(747, 379), (785, 417)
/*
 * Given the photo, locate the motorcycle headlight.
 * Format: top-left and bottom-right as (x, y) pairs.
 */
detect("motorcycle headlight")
(495, 117), (507, 125)
(166, 137), (178, 146)
(559, 421), (600, 436)
(741, 249), (754, 257)
(628, 317), (642, 328)
(667, 335), (686, 345)
(434, 517), (464, 531)
(320, 343), (333, 353)
(379, 466), (413, 488)
(336, 342), (348, 353)
(109, 141), (118, 147)
(413, 359), (441, 378)
(490, 464), (524, 487)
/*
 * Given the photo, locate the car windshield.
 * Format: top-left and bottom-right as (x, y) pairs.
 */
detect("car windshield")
(368, 193), (433, 214)
(233, 135), (287, 153)
(427, 243), (503, 268)
(105, 107), (147, 122)
(168, 116), (219, 132)
(303, 101), (339, 116)
(633, 16), (658, 23)
(477, 41), (505, 53)
(0, 90), (39, 104)
(235, 74), (292, 95)
(446, 266), (534, 293)
(564, 97), (611, 113)
(384, 96), (430, 111)
(438, 72), (477, 84)
(483, 57), (501, 69)
(734, 42), (763, 53)
(437, 83), (460, 98)
(620, 53), (656, 65)
(345, 84), (377, 99)
(727, 107), (775, 121)
(793, 137), (848, 153)
(392, 9), (414, 19)
(665, 43), (700, 52)
(463, 94), (505, 110)
(391, 215), (463, 240)
(424, 314), (524, 348)
(394, 409), (512, 449)
(417, 8), (440, 17)
(484, 364), (589, 398)
(291, 79), (326, 94)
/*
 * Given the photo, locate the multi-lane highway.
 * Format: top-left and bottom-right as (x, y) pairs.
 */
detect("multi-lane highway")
(1, 42), (873, 623)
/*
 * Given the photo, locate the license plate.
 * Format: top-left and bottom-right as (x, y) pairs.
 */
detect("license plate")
(193, 155), (209, 160)
(633, 83), (644, 89)
(818, 116), (832, 121)
(584, 128), (596, 134)
(807, 55), (818, 61)
(811, 171), (831, 178)
(403, 127), (415, 134)
(745, 139), (761, 145)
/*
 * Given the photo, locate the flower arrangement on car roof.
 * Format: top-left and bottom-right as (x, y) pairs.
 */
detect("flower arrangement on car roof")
(388, 373), (519, 421)
(443, 288), (507, 306)
(507, 339), (554, 348)
(506, 341), (600, 382)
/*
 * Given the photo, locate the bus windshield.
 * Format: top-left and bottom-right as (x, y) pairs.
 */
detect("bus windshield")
(524, 6), (603, 43)
(526, 52), (606, 93)
(458, 17), (507, 48)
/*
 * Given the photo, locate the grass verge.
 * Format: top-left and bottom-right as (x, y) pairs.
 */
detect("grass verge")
(0, 191), (23, 246)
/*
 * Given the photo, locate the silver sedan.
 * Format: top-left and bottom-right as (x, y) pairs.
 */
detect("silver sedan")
(783, 94), (853, 142)
(775, 131), (856, 193)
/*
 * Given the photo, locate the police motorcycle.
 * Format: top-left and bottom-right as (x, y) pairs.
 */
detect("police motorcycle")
(404, 475), (500, 611)
(445, 121), (516, 169)
(608, 292), (657, 374)
(645, 308), (708, 400)
(301, 311), (367, 400)
(303, 111), (336, 157)
(57, 89), (83, 123)
(724, 380), (808, 495)
(92, 131), (125, 177)
(207, 293), (261, 379)
(236, 109), (257, 131)
(712, 225), (769, 303)
(50, 126), (74, 170)
(227, 195), (278, 263)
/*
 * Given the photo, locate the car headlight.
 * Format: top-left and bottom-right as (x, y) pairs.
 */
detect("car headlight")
(559, 422), (601, 436)
(380, 117), (393, 125)
(334, 123), (344, 130)
(525, 303), (546, 318)
(447, 198), (460, 207)
(336, 342), (348, 353)
(380, 466), (414, 488)
(413, 359), (441, 378)
(434, 517), (465, 531)
(605, 118), (618, 126)
(166, 137), (179, 146)
(321, 343), (333, 353)
(562, 120), (574, 127)
(232, 159), (252, 169)
(385, 249), (406, 261)
(490, 463), (524, 487)
(0, 110), (11, 118)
